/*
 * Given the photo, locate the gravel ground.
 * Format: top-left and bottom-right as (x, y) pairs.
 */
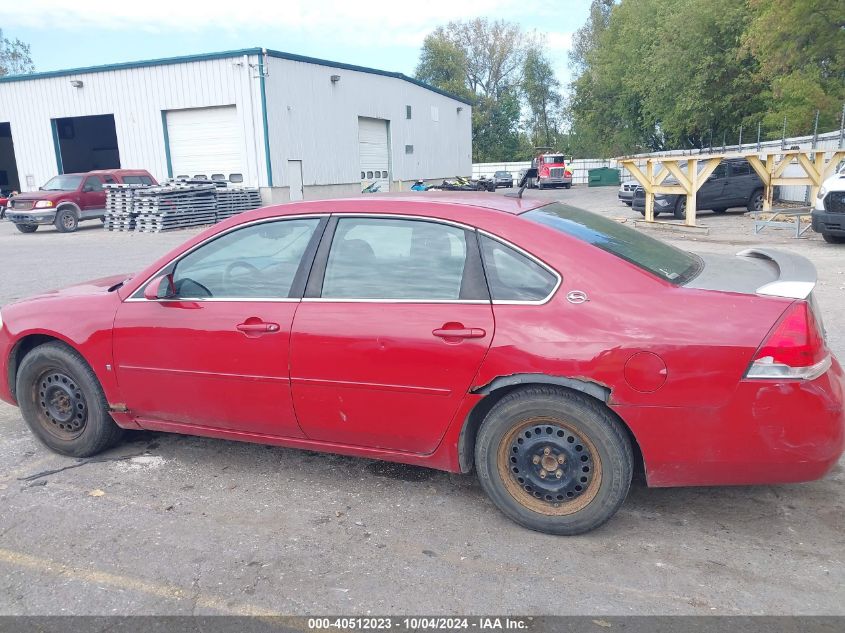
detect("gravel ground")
(0, 188), (843, 616)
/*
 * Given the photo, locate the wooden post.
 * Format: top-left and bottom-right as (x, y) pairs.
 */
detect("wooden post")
(645, 161), (654, 222)
(686, 158), (697, 226)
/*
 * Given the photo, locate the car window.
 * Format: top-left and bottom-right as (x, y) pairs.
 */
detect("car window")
(83, 176), (103, 192)
(103, 175), (117, 184)
(525, 203), (702, 285)
(710, 164), (727, 180)
(480, 235), (557, 302)
(171, 218), (320, 299)
(730, 162), (751, 176)
(322, 217), (468, 300)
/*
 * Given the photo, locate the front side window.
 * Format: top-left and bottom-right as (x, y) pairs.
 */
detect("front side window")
(480, 235), (557, 302)
(170, 218), (320, 299)
(322, 217), (468, 300)
(83, 177), (103, 192)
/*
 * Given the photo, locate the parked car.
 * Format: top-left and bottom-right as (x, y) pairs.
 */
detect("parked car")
(0, 190), (10, 218)
(6, 169), (157, 234)
(493, 171), (514, 188)
(1, 195), (841, 535)
(811, 162), (845, 244)
(618, 180), (637, 206)
(632, 159), (764, 219)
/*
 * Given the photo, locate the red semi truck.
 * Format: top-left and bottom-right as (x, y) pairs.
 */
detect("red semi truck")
(527, 150), (573, 190)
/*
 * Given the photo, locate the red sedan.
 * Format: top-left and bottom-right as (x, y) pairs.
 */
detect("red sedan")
(1, 195), (842, 534)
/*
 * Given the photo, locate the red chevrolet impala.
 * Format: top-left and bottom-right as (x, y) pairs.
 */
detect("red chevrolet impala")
(1, 195), (842, 534)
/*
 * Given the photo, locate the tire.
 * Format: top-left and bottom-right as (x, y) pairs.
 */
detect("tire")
(475, 386), (633, 535)
(673, 197), (687, 220)
(16, 342), (124, 457)
(54, 208), (78, 233)
(537, 181), (544, 190)
(823, 233), (845, 244)
(747, 189), (764, 213)
(564, 183), (572, 190)
(638, 208), (660, 218)
(15, 224), (37, 233)
(712, 208), (728, 214)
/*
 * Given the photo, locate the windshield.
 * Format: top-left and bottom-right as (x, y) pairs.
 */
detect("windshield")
(42, 175), (84, 191)
(524, 203), (703, 285)
(543, 156), (566, 164)
(495, 171), (511, 177)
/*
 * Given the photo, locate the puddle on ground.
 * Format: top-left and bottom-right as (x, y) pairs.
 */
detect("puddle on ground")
(365, 461), (435, 482)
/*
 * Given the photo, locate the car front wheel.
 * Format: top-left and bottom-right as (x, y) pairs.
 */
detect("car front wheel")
(54, 208), (79, 233)
(823, 233), (845, 244)
(15, 224), (37, 233)
(16, 342), (124, 457)
(673, 197), (687, 220)
(475, 387), (633, 535)
(747, 190), (764, 213)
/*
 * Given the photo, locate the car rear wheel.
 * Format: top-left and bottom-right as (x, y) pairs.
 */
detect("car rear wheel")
(54, 208), (79, 233)
(823, 233), (845, 244)
(747, 190), (764, 213)
(673, 197), (687, 220)
(15, 224), (37, 233)
(16, 342), (124, 457)
(564, 183), (571, 190)
(713, 208), (728, 214)
(475, 387), (633, 535)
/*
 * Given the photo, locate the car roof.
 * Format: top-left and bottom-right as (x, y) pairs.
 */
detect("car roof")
(323, 193), (548, 215)
(61, 169), (150, 176)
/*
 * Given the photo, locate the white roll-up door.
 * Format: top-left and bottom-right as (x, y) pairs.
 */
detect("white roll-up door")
(166, 106), (245, 180)
(358, 117), (390, 193)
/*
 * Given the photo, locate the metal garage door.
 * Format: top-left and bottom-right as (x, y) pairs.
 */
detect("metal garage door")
(166, 106), (245, 180)
(358, 117), (390, 193)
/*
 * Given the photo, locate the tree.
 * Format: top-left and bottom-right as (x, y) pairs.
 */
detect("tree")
(522, 48), (562, 148)
(415, 18), (536, 162)
(0, 30), (34, 77)
(743, 0), (845, 134)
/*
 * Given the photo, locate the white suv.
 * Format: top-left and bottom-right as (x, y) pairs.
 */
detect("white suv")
(812, 162), (845, 244)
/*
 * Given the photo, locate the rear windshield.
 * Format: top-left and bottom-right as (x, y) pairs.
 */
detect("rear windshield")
(524, 203), (702, 285)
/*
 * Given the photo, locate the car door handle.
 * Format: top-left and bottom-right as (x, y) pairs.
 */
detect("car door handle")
(432, 327), (486, 339)
(236, 321), (280, 334)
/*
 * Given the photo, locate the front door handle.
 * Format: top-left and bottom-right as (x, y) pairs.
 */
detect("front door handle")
(432, 326), (486, 339)
(236, 320), (280, 336)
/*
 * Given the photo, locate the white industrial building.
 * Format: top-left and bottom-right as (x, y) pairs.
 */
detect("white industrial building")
(0, 48), (472, 201)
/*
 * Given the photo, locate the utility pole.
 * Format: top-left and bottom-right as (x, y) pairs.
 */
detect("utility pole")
(812, 110), (820, 149)
(756, 121), (762, 152)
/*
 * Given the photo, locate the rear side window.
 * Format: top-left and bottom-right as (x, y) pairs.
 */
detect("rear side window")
(524, 203), (702, 284)
(480, 235), (557, 302)
(321, 218), (468, 300)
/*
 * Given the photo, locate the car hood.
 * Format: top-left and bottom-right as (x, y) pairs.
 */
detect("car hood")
(9, 274), (131, 306)
(11, 191), (73, 202)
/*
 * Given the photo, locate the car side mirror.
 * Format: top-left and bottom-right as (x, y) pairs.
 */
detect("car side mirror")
(144, 273), (176, 300)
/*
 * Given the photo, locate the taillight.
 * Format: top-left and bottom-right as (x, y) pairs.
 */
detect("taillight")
(745, 300), (830, 380)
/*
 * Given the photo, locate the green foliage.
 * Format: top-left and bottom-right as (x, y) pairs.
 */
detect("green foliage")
(415, 18), (567, 163)
(0, 29), (34, 77)
(569, 0), (845, 156)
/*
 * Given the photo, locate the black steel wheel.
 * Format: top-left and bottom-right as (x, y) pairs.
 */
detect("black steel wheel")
(16, 342), (124, 457)
(475, 386), (633, 535)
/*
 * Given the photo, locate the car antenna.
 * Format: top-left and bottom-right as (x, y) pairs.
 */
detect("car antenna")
(505, 168), (538, 199)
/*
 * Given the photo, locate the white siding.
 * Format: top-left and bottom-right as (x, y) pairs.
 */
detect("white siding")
(263, 57), (471, 190)
(0, 55), (266, 191)
(0, 51), (472, 195)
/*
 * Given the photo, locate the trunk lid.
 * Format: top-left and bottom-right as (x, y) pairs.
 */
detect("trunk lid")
(685, 248), (816, 299)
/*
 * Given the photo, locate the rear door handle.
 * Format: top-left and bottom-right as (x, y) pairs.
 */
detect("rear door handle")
(432, 327), (486, 339)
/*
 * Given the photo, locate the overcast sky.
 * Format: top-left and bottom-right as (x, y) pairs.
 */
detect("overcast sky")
(0, 0), (591, 89)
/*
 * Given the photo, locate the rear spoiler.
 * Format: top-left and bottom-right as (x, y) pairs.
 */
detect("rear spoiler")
(737, 248), (817, 300)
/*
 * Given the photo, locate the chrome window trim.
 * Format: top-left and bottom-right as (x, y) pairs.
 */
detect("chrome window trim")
(477, 229), (562, 306)
(302, 298), (490, 304)
(124, 214), (329, 303)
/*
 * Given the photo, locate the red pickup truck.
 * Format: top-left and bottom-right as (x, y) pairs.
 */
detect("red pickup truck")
(6, 169), (157, 234)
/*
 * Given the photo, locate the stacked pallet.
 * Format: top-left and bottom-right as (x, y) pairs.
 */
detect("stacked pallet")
(103, 184), (148, 232)
(133, 184), (218, 233)
(215, 187), (263, 221)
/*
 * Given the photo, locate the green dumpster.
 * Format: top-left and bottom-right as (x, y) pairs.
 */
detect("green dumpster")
(587, 167), (621, 187)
